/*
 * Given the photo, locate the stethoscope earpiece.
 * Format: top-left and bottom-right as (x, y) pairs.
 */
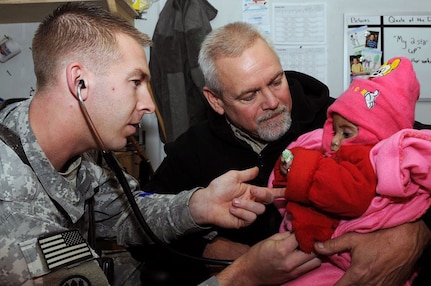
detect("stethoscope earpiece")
(79, 80), (86, 89)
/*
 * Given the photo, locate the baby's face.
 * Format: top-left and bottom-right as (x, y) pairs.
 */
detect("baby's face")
(331, 113), (358, 151)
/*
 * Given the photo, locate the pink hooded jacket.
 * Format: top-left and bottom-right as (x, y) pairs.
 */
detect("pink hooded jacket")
(275, 128), (431, 286)
(271, 57), (430, 285)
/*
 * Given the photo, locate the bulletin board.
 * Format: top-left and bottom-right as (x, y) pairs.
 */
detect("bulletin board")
(344, 14), (431, 101)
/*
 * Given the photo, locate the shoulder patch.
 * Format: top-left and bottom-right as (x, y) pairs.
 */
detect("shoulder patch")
(59, 275), (91, 286)
(38, 230), (94, 270)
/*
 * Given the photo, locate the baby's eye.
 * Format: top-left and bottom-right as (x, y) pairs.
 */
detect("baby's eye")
(342, 131), (354, 138)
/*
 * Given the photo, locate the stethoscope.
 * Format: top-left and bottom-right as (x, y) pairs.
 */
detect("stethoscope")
(76, 80), (232, 266)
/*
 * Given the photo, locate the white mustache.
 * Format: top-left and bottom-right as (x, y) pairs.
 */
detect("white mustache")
(257, 105), (287, 123)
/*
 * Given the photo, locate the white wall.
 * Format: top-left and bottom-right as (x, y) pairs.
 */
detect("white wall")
(135, 2), (166, 170)
(204, 0), (431, 123)
(138, 0), (431, 169)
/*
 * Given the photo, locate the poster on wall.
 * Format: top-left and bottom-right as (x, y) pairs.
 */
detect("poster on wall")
(242, 0), (270, 35)
(346, 24), (382, 79)
(344, 14), (431, 101)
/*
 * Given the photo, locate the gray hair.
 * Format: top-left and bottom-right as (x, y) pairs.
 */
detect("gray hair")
(198, 22), (274, 96)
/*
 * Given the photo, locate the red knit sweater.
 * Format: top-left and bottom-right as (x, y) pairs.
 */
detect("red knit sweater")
(272, 144), (377, 252)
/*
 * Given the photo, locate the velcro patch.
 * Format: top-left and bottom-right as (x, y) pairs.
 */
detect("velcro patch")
(38, 230), (93, 270)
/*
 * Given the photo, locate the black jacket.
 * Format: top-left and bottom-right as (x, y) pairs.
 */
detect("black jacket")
(133, 71), (334, 285)
(146, 70), (333, 242)
(148, 70), (332, 193)
(149, 0), (217, 143)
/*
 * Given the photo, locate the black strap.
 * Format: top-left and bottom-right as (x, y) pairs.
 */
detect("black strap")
(0, 98), (30, 166)
(0, 98), (28, 107)
(413, 121), (431, 231)
(87, 152), (102, 252)
(414, 120), (431, 130)
(0, 124), (30, 166)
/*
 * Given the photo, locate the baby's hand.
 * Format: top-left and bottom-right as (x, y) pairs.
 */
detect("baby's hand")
(280, 150), (294, 175)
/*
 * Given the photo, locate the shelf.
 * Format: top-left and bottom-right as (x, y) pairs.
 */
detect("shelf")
(0, 0), (138, 24)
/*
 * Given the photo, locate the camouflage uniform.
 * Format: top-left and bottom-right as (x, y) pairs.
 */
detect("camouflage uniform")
(0, 99), (210, 285)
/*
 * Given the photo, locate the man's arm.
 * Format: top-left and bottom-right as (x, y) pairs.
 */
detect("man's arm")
(116, 167), (279, 246)
(315, 219), (431, 285)
(214, 232), (320, 286)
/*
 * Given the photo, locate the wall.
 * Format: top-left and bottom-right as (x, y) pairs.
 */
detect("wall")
(135, 2), (165, 170)
(1, 1), (430, 170)
(204, 0), (431, 123)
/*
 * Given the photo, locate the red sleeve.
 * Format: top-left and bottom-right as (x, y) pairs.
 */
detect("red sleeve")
(285, 147), (323, 203)
(272, 155), (287, 187)
(287, 202), (339, 253)
(309, 145), (377, 218)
